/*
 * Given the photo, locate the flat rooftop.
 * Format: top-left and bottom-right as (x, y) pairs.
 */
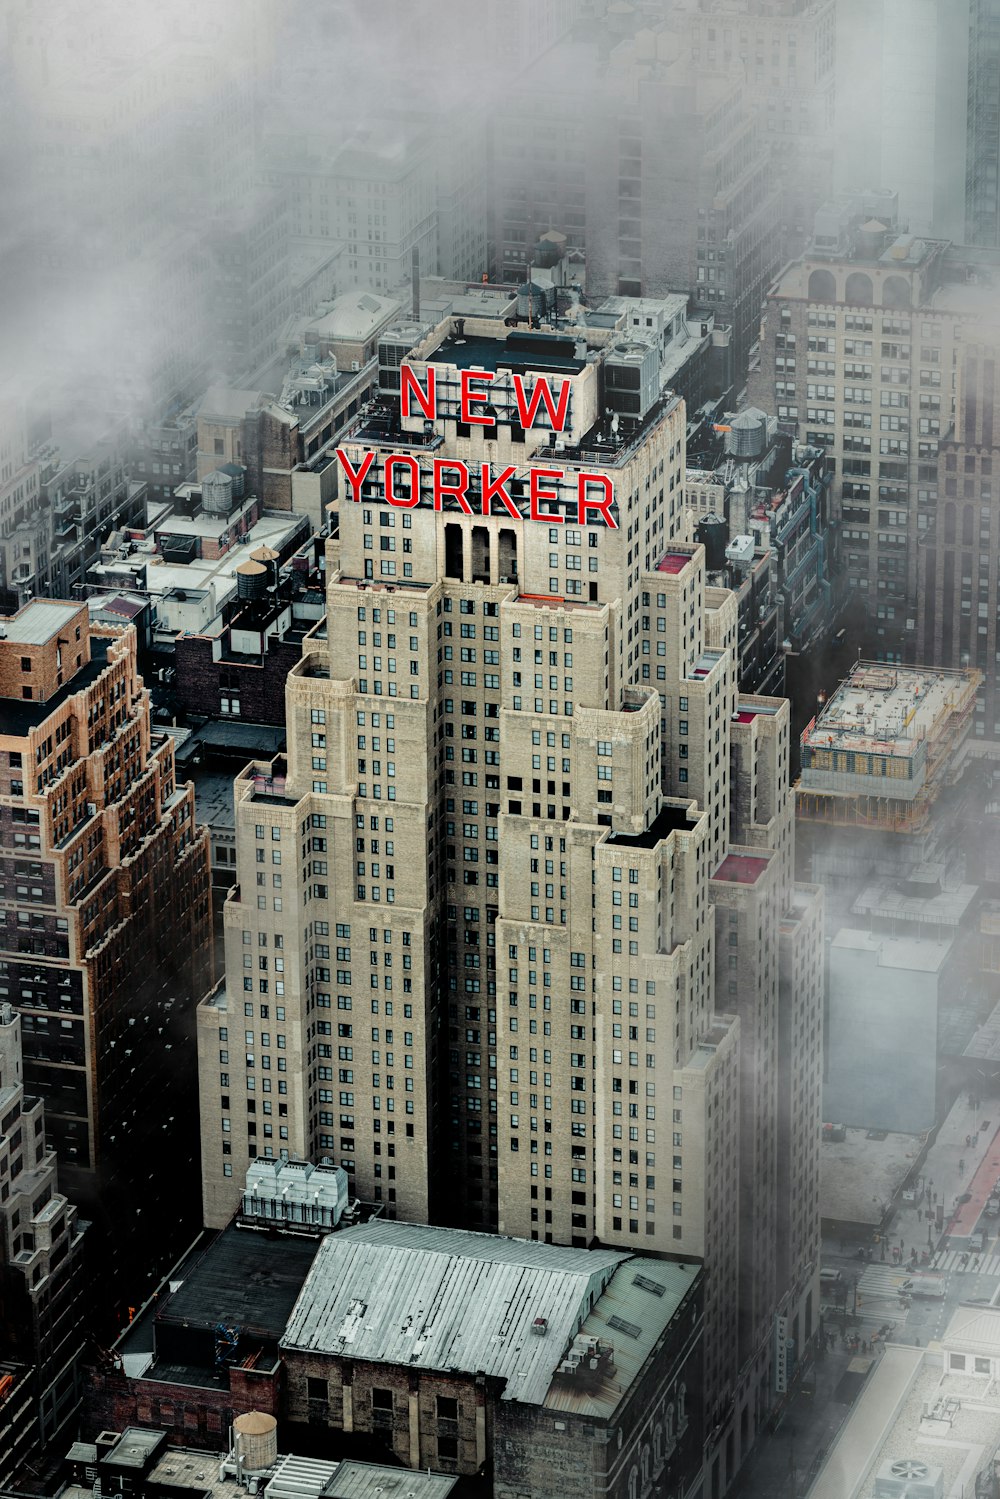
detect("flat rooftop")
(198, 385), (269, 423)
(831, 928), (952, 974)
(656, 550), (696, 574)
(99, 514), (306, 610)
(825, 1348), (1000, 1499)
(820, 1125), (924, 1227)
(425, 330), (588, 375)
(803, 663), (975, 758)
(283, 1221), (631, 1407)
(102, 1428), (165, 1469)
(145, 1448), (457, 1499)
(0, 598), (81, 645)
(851, 880), (977, 930)
(191, 769), (238, 833)
(155, 1226), (320, 1342)
(963, 996), (1000, 1062)
(735, 700), (784, 723)
(606, 801), (699, 850)
(713, 852), (771, 886)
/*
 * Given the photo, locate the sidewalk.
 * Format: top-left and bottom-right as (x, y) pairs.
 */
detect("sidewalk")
(885, 1091), (999, 1254)
(735, 1339), (862, 1497)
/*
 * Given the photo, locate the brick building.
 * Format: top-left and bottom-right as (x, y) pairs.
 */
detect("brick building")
(83, 1225), (319, 1448)
(0, 599), (213, 1332)
(174, 582), (321, 728)
(281, 1220), (704, 1499)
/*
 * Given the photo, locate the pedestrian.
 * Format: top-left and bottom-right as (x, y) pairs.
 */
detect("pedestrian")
(881, 1243), (886, 1262)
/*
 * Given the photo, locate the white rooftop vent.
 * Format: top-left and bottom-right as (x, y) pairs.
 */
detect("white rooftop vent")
(873, 1457), (943, 1499)
(725, 534), (755, 567)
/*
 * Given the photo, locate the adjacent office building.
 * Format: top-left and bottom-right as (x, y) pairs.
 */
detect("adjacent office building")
(0, 1001), (86, 1475)
(675, 0), (837, 256)
(197, 312), (823, 1493)
(0, 599), (213, 1330)
(748, 192), (1000, 663)
(967, 0), (1000, 248)
(918, 338), (1000, 752)
(833, 0), (970, 241)
(493, 13), (782, 383)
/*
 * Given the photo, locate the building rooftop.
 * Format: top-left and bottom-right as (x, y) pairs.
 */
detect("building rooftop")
(802, 663), (975, 761)
(0, 598), (81, 645)
(812, 1339), (1000, 1499)
(96, 513), (307, 616)
(198, 385), (270, 423)
(282, 1220), (695, 1415)
(425, 330), (589, 375)
(656, 550), (696, 574)
(713, 852), (771, 886)
(850, 880), (977, 930)
(155, 1226), (320, 1343)
(283, 1221), (631, 1405)
(1, 637), (110, 736)
(191, 769), (238, 834)
(820, 1125), (925, 1228)
(963, 996), (1000, 1062)
(325, 1462), (457, 1499)
(306, 290), (401, 343)
(606, 800), (700, 850)
(102, 1428), (166, 1469)
(143, 1447), (457, 1499)
(831, 928), (952, 974)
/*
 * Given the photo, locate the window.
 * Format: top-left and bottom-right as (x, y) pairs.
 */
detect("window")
(372, 1387), (393, 1411)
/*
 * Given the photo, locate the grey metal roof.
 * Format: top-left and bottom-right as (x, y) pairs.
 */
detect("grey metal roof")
(2, 599), (80, 644)
(543, 1257), (701, 1418)
(281, 1221), (630, 1406)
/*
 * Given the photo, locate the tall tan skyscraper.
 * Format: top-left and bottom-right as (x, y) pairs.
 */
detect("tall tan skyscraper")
(198, 314), (822, 1493)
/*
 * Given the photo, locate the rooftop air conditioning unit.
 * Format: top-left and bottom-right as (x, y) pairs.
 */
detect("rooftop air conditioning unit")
(873, 1458), (943, 1499)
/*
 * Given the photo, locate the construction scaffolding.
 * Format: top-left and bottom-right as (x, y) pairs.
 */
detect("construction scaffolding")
(797, 662), (980, 833)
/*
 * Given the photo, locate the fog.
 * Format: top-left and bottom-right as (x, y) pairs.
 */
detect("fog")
(1, 0), (982, 436)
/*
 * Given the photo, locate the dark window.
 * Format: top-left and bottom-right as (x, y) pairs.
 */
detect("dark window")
(436, 1395), (458, 1421)
(372, 1387), (393, 1411)
(307, 1377), (326, 1401)
(437, 1436), (458, 1461)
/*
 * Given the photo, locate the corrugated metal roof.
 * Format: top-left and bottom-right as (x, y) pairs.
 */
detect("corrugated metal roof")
(281, 1222), (631, 1406)
(543, 1258), (700, 1418)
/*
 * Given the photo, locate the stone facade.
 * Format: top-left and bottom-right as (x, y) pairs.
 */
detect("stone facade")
(197, 314), (822, 1495)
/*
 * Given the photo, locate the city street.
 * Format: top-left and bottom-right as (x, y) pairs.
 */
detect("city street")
(739, 1092), (1000, 1495)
